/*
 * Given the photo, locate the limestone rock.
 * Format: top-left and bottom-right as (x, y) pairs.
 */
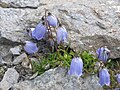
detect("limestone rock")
(10, 45), (22, 55)
(13, 53), (28, 65)
(12, 68), (103, 90)
(0, 68), (19, 90)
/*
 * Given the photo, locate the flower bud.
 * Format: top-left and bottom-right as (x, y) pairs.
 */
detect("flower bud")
(46, 13), (58, 27)
(96, 46), (110, 62)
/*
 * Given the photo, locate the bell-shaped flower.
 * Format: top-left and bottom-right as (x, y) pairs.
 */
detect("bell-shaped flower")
(68, 57), (83, 77)
(116, 74), (120, 83)
(31, 22), (47, 40)
(96, 46), (110, 62)
(46, 13), (58, 27)
(99, 68), (110, 86)
(56, 25), (67, 44)
(24, 41), (38, 54)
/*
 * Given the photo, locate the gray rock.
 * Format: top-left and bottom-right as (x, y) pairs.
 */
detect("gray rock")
(0, 0), (119, 60)
(80, 35), (120, 59)
(10, 45), (22, 55)
(13, 53), (29, 65)
(0, 55), (4, 65)
(0, 68), (19, 90)
(0, 0), (120, 43)
(12, 67), (103, 90)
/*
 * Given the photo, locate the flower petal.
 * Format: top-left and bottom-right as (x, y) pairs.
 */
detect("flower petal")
(99, 68), (110, 86)
(46, 14), (58, 27)
(24, 41), (38, 54)
(96, 47), (110, 62)
(117, 74), (120, 83)
(57, 26), (67, 44)
(69, 57), (83, 77)
(32, 23), (47, 40)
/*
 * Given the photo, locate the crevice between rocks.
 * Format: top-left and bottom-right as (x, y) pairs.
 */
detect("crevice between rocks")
(0, 37), (21, 46)
(0, 2), (46, 9)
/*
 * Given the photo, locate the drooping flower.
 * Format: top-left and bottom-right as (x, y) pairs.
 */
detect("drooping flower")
(31, 22), (47, 40)
(68, 57), (83, 77)
(99, 68), (110, 86)
(56, 25), (67, 44)
(24, 41), (38, 54)
(116, 74), (120, 83)
(46, 12), (58, 27)
(96, 46), (110, 62)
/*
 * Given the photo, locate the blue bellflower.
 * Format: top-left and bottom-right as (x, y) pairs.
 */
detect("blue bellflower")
(68, 57), (83, 77)
(99, 68), (110, 86)
(117, 74), (120, 83)
(56, 25), (67, 44)
(24, 41), (38, 54)
(31, 22), (47, 40)
(46, 13), (58, 27)
(96, 47), (110, 62)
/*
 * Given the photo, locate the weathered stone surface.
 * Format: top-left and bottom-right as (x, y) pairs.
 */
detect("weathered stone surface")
(12, 67), (102, 90)
(13, 53), (28, 65)
(69, 34), (120, 59)
(0, 68), (19, 90)
(0, 55), (4, 65)
(10, 45), (22, 55)
(0, 0), (120, 89)
(0, 0), (120, 42)
(0, 0), (120, 60)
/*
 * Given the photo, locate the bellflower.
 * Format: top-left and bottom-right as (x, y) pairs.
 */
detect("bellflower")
(68, 57), (83, 77)
(46, 13), (58, 27)
(96, 46), (110, 62)
(31, 22), (47, 40)
(24, 41), (38, 54)
(117, 74), (120, 83)
(56, 25), (67, 44)
(99, 68), (110, 86)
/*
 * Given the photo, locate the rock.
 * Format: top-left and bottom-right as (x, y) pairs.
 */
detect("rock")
(10, 45), (22, 55)
(13, 53), (29, 65)
(80, 35), (120, 59)
(0, 0), (119, 60)
(0, 68), (19, 90)
(0, 55), (6, 65)
(0, 0), (120, 43)
(0, 45), (13, 64)
(12, 67), (103, 90)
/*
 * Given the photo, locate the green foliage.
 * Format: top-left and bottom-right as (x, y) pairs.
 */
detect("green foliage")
(80, 51), (98, 74)
(31, 48), (120, 89)
(32, 46), (75, 75)
(105, 59), (120, 89)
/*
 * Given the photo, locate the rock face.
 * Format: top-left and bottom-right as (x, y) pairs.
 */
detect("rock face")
(0, 68), (19, 90)
(0, 0), (120, 58)
(12, 67), (103, 90)
(0, 0), (120, 90)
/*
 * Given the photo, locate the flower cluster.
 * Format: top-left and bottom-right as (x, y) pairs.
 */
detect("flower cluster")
(68, 46), (119, 87)
(24, 11), (67, 54)
(22, 10), (119, 89)
(96, 46), (120, 87)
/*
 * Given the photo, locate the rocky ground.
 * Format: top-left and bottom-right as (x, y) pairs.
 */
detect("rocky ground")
(0, 0), (120, 90)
